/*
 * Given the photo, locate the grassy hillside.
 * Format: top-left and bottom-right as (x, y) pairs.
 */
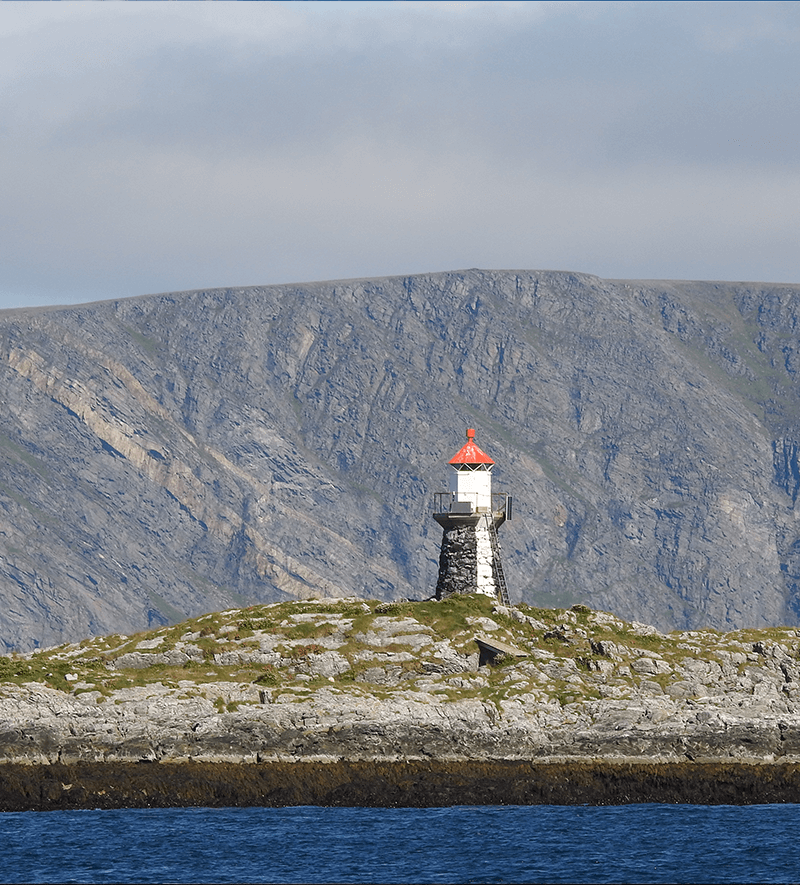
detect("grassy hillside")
(3, 595), (797, 714)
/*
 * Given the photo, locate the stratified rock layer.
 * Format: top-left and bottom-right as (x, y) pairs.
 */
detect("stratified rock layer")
(4, 270), (800, 647)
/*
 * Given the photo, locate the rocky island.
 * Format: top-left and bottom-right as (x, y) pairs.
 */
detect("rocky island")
(3, 594), (800, 809)
(5, 268), (800, 807)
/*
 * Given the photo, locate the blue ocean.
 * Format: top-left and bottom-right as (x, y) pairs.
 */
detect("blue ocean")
(0, 804), (798, 884)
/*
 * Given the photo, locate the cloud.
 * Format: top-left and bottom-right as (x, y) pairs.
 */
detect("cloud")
(1, 1), (799, 307)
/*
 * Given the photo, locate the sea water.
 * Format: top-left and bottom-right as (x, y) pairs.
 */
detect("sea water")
(0, 804), (798, 884)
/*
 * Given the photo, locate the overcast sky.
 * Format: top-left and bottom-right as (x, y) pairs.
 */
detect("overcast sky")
(1, 1), (800, 309)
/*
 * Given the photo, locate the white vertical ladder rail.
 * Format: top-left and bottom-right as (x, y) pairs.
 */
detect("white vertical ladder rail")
(484, 512), (510, 606)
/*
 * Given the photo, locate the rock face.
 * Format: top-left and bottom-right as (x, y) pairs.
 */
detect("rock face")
(3, 270), (800, 647)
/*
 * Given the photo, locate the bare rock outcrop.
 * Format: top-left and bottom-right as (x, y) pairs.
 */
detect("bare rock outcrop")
(3, 597), (800, 768)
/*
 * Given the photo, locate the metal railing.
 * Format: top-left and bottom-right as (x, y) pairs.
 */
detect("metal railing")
(432, 491), (510, 516)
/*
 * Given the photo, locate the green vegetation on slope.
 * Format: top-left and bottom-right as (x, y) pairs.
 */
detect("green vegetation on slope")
(2, 595), (798, 714)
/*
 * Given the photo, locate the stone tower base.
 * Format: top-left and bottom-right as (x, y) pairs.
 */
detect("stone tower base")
(433, 511), (505, 600)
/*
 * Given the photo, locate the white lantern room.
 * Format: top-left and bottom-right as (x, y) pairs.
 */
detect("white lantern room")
(448, 428), (494, 512)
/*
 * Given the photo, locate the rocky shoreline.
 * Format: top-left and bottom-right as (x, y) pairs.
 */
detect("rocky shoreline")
(4, 596), (800, 808)
(4, 677), (800, 766)
(3, 760), (800, 810)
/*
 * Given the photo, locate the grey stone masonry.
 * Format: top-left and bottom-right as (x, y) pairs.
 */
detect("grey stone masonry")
(434, 517), (478, 599)
(434, 506), (508, 600)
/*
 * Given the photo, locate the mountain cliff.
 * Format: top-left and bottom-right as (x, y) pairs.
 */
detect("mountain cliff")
(1, 269), (800, 649)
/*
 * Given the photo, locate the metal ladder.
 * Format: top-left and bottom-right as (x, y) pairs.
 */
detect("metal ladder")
(484, 513), (510, 606)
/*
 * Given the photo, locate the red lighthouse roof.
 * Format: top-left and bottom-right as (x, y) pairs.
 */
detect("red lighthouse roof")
(448, 428), (495, 466)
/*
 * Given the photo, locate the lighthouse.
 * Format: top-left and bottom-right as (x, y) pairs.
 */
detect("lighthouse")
(433, 429), (510, 604)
